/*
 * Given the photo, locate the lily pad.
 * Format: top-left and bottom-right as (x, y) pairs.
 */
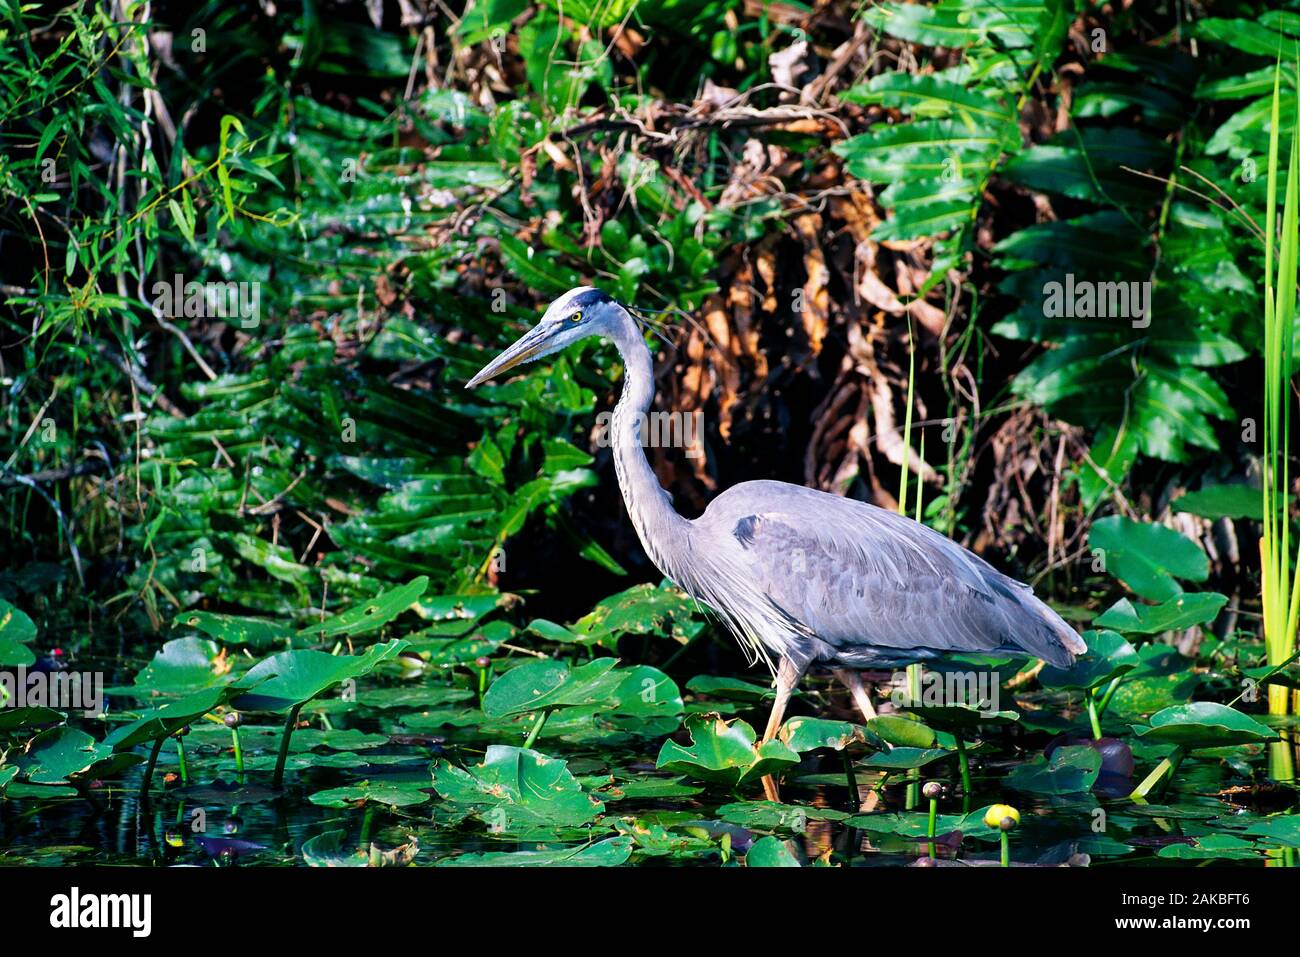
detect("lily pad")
(1089, 516), (1209, 600)
(745, 835), (800, 866)
(1155, 833), (1259, 860)
(717, 800), (850, 830)
(1094, 593), (1227, 635)
(1135, 702), (1278, 748)
(176, 611), (294, 649)
(480, 657), (622, 717)
(0, 707), (64, 732)
(119, 637), (233, 695)
(232, 639), (409, 712)
(859, 746), (950, 770)
(866, 713), (937, 748)
(295, 576), (428, 642)
(1006, 745), (1101, 795)
(105, 685), (246, 750)
(14, 727), (142, 784)
(436, 835), (633, 867)
(685, 675), (774, 702)
(781, 716), (874, 752)
(308, 780), (431, 808)
(1040, 630), (1138, 690)
(1241, 815), (1300, 846)
(655, 713), (799, 788)
(0, 599), (36, 667)
(430, 745), (604, 827)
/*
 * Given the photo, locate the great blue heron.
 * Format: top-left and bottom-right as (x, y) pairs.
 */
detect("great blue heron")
(468, 287), (1085, 800)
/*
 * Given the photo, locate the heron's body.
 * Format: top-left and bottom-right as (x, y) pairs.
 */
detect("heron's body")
(468, 287), (1085, 797)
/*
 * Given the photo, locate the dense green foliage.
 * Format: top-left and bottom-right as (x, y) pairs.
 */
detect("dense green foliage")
(3, 0), (1300, 867)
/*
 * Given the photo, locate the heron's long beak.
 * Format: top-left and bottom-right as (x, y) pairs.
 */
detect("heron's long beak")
(465, 323), (553, 389)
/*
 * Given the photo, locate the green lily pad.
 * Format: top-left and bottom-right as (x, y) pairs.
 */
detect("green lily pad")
(603, 777), (703, 800)
(430, 745), (604, 827)
(295, 576), (428, 642)
(656, 713), (799, 788)
(1094, 593), (1227, 635)
(301, 829), (370, 867)
(1006, 745), (1101, 795)
(1135, 702), (1278, 748)
(1241, 815), (1300, 846)
(121, 637), (232, 695)
(1156, 834), (1259, 860)
(0, 765), (17, 792)
(858, 746), (950, 770)
(14, 727), (142, 784)
(0, 707), (64, 732)
(105, 685), (245, 750)
(684, 675), (774, 702)
(717, 800), (850, 830)
(898, 702), (1020, 731)
(436, 835), (633, 867)
(232, 639), (409, 712)
(1041, 630), (1138, 690)
(614, 818), (717, 858)
(481, 657), (623, 717)
(1089, 516), (1209, 600)
(0, 598), (36, 667)
(745, 835), (800, 866)
(866, 713), (937, 748)
(526, 619), (585, 643)
(569, 583), (703, 645)
(848, 808), (999, 840)
(176, 611), (294, 649)
(781, 716), (874, 752)
(308, 780), (431, 808)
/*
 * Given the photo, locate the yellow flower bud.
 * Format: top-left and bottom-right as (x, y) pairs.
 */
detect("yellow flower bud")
(983, 803), (1019, 829)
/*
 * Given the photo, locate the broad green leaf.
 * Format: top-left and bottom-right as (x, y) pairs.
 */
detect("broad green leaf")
(232, 640), (409, 712)
(430, 745), (604, 827)
(1094, 593), (1227, 635)
(1136, 702), (1277, 748)
(1089, 516), (1210, 600)
(656, 713), (799, 788)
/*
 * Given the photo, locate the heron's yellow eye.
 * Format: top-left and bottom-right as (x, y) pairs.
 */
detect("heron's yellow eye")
(569, 310), (583, 322)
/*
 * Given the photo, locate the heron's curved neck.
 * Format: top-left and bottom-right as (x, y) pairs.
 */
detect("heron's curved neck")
(607, 313), (691, 579)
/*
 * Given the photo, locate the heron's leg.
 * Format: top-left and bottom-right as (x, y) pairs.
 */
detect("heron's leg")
(760, 656), (803, 803)
(833, 668), (878, 722)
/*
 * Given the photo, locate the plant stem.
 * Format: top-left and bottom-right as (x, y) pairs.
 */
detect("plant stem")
(1095, 677), (1122, 718)
(1087, 696), (1103, 741)
(523, 709), (548, 749)
(272, 703), (303, 790)
(140, 737), (165, 800)
(176, 734), (189, 786)
(843, 753), (859, 807)
(999, 830), (1010, 867)
(954, 735), (971, 795)
(1129, 746), (1187, 802)
(927, 795), (938, 859)
(231, 726), (244, 781)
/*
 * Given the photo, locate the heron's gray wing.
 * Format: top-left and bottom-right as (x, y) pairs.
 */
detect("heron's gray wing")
(698, 482), (1083, 668)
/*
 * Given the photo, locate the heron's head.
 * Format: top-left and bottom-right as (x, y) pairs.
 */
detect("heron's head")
(465, 286), (628, 388)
